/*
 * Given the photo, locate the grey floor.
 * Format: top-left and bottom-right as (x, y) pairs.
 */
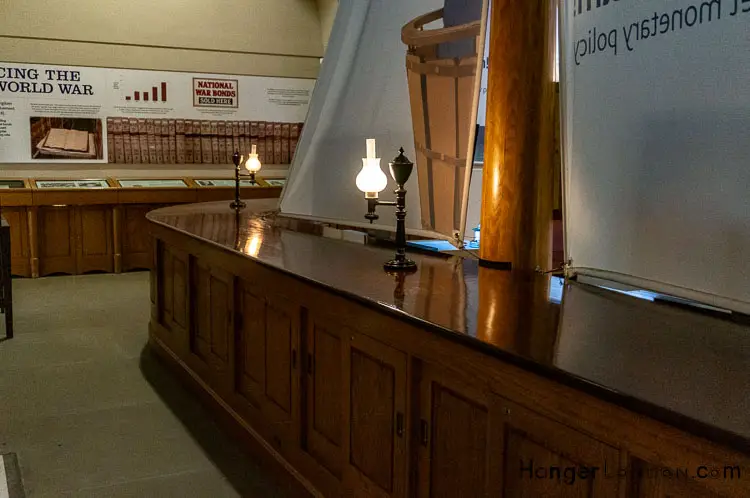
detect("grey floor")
(0, 272), (294, 497)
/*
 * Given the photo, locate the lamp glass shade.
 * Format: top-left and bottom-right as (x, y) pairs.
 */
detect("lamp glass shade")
(245, 144), (262, 173)
(245, 155), (262, 173)
(356, 158), (388, 194)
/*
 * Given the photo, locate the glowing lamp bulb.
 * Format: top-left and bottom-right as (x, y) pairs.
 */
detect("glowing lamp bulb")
(356, 139), (387, 197)
(245, 144), (262, 174)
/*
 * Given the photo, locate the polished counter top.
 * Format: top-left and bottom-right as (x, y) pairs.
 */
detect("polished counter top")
(148, 200), (750, 454)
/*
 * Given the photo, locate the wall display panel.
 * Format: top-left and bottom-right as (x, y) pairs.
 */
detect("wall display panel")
(34, 179), (110, 189)
(561, 0), (750, 311)
(0, 62), (313, 165)
(117, 179), (188, 188)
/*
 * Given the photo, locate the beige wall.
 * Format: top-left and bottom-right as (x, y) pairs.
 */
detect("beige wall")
(316, 0), (339, 51)
(0, 0), (323, 77)
(0, 0), (323, 177)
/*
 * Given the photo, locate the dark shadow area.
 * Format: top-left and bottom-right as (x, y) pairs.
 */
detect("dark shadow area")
(138, 346), (298, 498)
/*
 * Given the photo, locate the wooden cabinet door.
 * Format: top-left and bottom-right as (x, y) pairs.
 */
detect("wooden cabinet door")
(2, 208), (30, 277)
(156, 244), (189, 351)
(190, 261), (234, 388)
(493, 396), (622, 497)
(236, 283), (266, 411)
(415, 362), (502, 498)
(235, 280), (300, 445)
(305, 312), (349, 480)
(262, 297), (300, 444)
(37, 206), (77, 276)
(344, 333), (408, 498)
(122, 204), (154, 271)
(77, 205), (114, 274)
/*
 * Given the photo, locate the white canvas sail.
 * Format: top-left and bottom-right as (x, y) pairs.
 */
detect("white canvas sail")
(280, 0), (488, 242)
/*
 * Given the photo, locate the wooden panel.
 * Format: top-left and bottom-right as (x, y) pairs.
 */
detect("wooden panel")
(157, 244), (189, 351)
(37, 206), (77, 276)
(631, 459), (727, 498)
(237, 283), (267, 409)
(77, 205), (114, 273)
(0, 191), (32, 206)
(117, 188), (196, 205)
(306, 314), (348, 479)
(416, 362), (503, 498)
(33, 189), (118, 206)
(263, 298), (300, 443)
(122, 204), (156, 271)
(345, 333), (408, 498)
(190, 261), (233, 382)
(2, 208), (30, 277)
(494, 396), (622, 497)
(194, 186), (281, 203)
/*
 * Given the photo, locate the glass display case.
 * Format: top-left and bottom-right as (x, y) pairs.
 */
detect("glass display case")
(194, 179), (262, 188)
(34, 179), (110, 189)
(117, 179), (188, 188)
(265, 179), (286, 187)
(0, 180), (27, 189)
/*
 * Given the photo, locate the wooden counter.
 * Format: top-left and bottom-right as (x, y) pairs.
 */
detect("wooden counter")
(148, 200), (750, 498)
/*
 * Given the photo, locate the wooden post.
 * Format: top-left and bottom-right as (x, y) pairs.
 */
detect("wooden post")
(479, 0), (557, 271)
(27, 207), (39, 278)
(113, 205), (122, 273)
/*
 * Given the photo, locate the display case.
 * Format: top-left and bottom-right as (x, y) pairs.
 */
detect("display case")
(31, 178), (117, 207)
(0, 179), (32, 277)
(193, 176), (278, 203)
(0, 175), (284, 278)
(118, 179), (189, 189)
(194, 179), (264, 188)
(34, 179), (110, 189)
(115, 178), (195, 205)
(264, 178), (286, 187)
(29, 179), (117, 277)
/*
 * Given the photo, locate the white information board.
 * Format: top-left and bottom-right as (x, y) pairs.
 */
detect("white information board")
(0, 62), (314, 163)
(561, 0), (750, 311)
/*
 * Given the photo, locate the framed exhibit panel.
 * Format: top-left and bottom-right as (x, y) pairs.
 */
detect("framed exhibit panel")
(0, 180), (29, 190)
(194, 179), (264, 188)
(117, 179), (189, 188)
(33, 179), (111, 189)
(265, 178), (286, 187)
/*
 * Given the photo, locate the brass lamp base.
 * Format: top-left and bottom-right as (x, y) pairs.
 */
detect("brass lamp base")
(384, 258), (417, 272)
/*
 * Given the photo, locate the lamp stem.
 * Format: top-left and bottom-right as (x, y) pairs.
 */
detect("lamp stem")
(394, 186), (408, 262)
(384, 182), (416, 272)
(230, 151), (246, 210)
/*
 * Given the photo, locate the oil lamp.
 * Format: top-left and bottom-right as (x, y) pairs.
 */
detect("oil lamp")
(356, 139), (417, 272)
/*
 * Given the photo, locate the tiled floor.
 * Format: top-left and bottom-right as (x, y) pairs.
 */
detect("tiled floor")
(0, 272), (293, 497)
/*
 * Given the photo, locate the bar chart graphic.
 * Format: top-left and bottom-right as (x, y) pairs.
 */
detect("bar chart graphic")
(124, 82), (168, 102)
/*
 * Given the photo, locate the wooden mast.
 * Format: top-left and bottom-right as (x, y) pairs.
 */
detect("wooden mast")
(479, 0), (558, 271)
